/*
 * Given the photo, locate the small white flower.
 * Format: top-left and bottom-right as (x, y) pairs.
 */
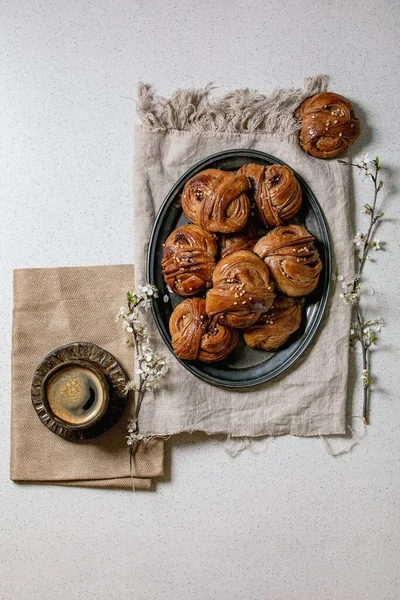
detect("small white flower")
(336, 275), (344, 281)
(356, 153), (369, 167)
(371, 240), (382, 250)
(361, 369), (373, 386)
(353, 232), (366, 247)
(123, 381), (137, 395)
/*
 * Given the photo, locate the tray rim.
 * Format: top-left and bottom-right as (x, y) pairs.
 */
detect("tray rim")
(146, 149), (332, 389)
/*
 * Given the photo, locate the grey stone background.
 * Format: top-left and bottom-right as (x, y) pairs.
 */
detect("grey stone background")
(1, 1), (399, 598)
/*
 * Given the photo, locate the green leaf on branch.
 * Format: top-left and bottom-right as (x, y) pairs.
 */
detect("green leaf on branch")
(372, 156), (380, 169)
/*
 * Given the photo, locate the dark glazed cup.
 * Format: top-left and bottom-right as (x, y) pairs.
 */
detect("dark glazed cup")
(40, 359), (110, 431)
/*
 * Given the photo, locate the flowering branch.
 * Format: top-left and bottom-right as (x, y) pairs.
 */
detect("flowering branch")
(338, 154), (385, 424)
(117, 285), (168, 484)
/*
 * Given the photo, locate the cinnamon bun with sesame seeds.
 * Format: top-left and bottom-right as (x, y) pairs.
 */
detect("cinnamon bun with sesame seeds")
(253, 225), (322, 297)
(161, 224), (218, 297)
(294, 92), (360, 159)
(169, 298), (238, 362)
(238, 163), (302, 227)
(205, 250), (275, 328)
(181, 169), (250, 234)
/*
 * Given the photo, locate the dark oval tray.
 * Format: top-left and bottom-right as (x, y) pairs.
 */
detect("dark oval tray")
(146, 149), (332, 389)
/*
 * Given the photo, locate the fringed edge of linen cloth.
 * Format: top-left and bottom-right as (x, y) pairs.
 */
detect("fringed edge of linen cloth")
(137, 75), (327, 135)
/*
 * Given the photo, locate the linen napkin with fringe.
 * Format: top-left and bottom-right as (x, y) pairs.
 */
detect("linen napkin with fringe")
(10, 264), (164, 490)
(134, 75), (353, 438)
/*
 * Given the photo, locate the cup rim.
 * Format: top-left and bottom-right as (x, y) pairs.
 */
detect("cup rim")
(40, 359), (110, 431)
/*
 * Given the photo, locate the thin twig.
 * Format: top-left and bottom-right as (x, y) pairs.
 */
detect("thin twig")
(342, 158), (383, 425)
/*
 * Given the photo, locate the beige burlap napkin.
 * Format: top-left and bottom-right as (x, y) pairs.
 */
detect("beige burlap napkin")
(133, 75), (353, 438)
(10, 264), (164, 490)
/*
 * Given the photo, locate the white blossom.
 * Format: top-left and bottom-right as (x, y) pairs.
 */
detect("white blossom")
(361, 369), (373, 386)
(118, 284), (169, 448)
(353, 232), (366, 247)
(373, 317), (384, 331)
(356, 153), (369, 167)
(370, 240), (382, 251)
(123, 381), (137, 395)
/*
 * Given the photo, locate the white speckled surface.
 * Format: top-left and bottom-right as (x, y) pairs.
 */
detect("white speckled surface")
(1, 1), (399, 599)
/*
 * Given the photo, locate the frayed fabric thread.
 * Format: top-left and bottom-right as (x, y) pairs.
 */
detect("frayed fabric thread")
(321, 416), (366, 456)
(223, 415), (365, 458)
(137, 75), (327, 137)
(224, 435), (273, 458)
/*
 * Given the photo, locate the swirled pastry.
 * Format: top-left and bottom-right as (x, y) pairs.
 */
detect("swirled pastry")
(244, 295), (302, 351)
(238, 163), (302, 227)
(253, 225), (322, 297)
(181, 169), (250, 233)
(219, 223), (259, 259)
(169, 298), (238, 362)
(294, 92), (360, 159)
(205, 250), (275, 328)
(198, 316), (239, 363)
(161, 224), (218, 296)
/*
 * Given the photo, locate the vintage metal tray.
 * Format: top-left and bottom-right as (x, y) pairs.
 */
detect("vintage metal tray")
(147, 149), (332, 388)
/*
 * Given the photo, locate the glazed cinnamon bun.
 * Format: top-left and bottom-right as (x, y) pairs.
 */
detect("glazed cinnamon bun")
(161, 224), (218, 296)
(169, 298), (238, 362)
(294, 92), (360, 159)
(238, 163), (302, 227)
(219, 223), (259, 259)
(253, 225), (322, 297)
(244, 295), (302, 351)
(181, 169), (250, 234)
(205, 250), (275, 328)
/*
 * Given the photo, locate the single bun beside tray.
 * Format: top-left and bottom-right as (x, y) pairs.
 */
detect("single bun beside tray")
(161, 162), (323, 363)
(294, 91), (360, 159)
